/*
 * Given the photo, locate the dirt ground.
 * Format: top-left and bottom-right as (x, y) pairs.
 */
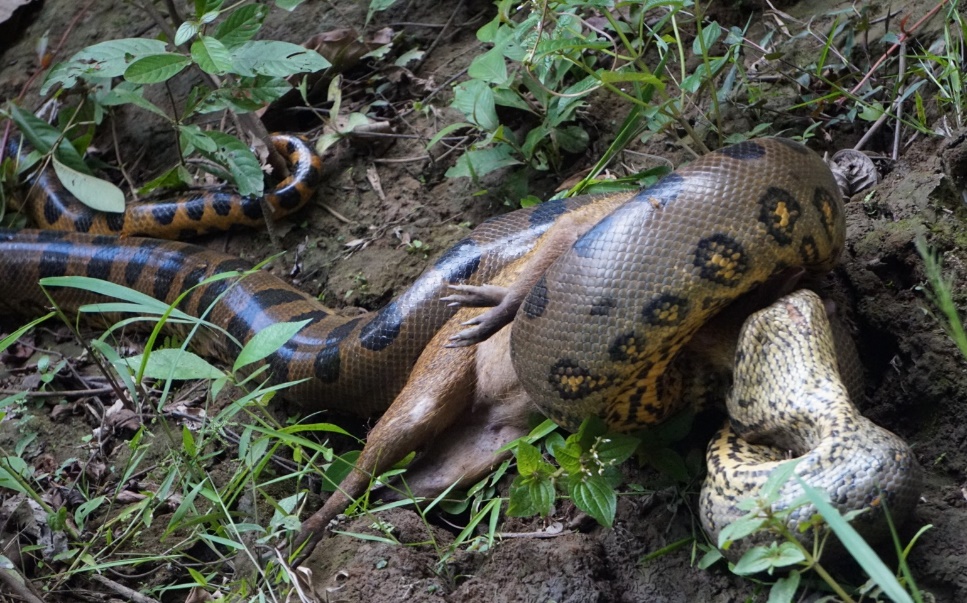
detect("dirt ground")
(1, 0), (967, 601)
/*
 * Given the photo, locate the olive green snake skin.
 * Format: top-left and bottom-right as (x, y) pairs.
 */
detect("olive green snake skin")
(0, 134), (921, 556)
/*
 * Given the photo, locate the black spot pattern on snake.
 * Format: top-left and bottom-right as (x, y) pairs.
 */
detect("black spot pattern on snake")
(289, 309), (330, 323)
(86, 246), (116, 280)
(359, 300), (403, 351)
(186, 199), (206, 221)
(178, 266), (209, 307)
(74, 212), (93, 233)
(572, 213), (616, 258)
(528, 197), (569, 227)
(693, 234), (748, 286)
(629, 172), (685, 208)
(758, 187), (801, 246)
(195, 257), (254, 312)
(241, 197), (263, 220)
(212, 195), (233, 216)
(641, 293), (690, 326)
(152, 204), (177, 226)
(434, 237), (480, 283)
(153, 252), (186, 299)
(179, 228), (199, 239)
(609, 331), (646, 363)
(548, 358), (611, 400)
(43, 197), (63, 226)
(123, 240), (163, 286)
(813, 187), (839, 240)
(38, 241), (69, 278)
(315, 317), (362, 383)
(590, 296), (616, 316)
(522, 274), (549, 318)
(799, 235), (820, 264)
(106, 212), (126, 232)
(719, 140), (766, 160)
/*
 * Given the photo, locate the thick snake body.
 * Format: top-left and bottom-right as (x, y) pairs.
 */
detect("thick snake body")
(0, 135), (919, 552)
(701, 289), (921, 558)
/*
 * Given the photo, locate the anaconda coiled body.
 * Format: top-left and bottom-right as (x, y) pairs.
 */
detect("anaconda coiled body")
(9, 134), (323, 239)
(511, 138), (846, 432)
(700, 289), (922, 558)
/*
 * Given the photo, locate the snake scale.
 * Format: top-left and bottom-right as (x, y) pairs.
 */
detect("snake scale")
(0, 134), (920, 557)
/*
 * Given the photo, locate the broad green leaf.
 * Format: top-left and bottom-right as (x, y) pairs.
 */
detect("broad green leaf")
(554, 125), (589, 153)
(275, 0), (306, 10)
(595, 433), (640, 466)
(74, 495), (107, 531)
(231, 40), (330, 78)
(732, 542), (805, 575)
(569, 474), (616, 527)
(234, 319), (311, 372)
(124, 53), (192, 84)
(126, 348), (224, 380)
(100, 82), (169, 118)
(178, 124), (219, 155)
(214, 4), (267, 48)
(175, 21), (201, 46)
(138, 165), (193, 196)
(51, 155), (126, 213)
(759, 458), (801, 503)
(191, 36), (234, 75)
(528, 475), (555, 516)
(194, 76), (291, 114)
(515, 441), (543, 475)
(468, 47), (509, 85)
(445, 146), (520, 179)
(797, 478), (913, 603)
(7, 104), (91, 175)
(507, 474), (537, 517)
(451, 79), (498, 131)
(201, 131), (263, 197)
(320, 450), (361, 492)
(645, 447), (689, 482)
(717, 514), (766, 548)
(551, 438), (582, 475)
(182, 425), (197, 456)
(693, 21), (722, 54)
(41, 38), (167, 93)
(768, 570), (801, 603)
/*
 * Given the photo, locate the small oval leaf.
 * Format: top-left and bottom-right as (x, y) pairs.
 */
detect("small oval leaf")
(51, 156), (125, 213)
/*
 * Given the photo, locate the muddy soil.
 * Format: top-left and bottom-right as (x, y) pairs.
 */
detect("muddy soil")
(1, 0), (966, 601)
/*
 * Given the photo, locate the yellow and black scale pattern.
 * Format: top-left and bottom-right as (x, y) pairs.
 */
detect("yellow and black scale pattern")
(0, 133), (606, 416)
(700, 289), (921, 560)
(510, 138), (846, 432)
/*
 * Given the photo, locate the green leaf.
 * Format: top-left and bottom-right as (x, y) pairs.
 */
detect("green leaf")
(451, 79), (499, 131)
(595, 433), (640, 465)
(570, 474), (616, 527)
(191, 36), (234, 75)
(275, 0), (306, 10)
(51, 155), (126, 213)
(100, 82), (169, 118)
(231, 40), (330, 77)
(41, 38), (167, 93)
(759, 458), (801, 503)
(693, 21), (722, 54)
(178, 125), (219, 155)
(796, 478), (914, 603)
(0, 457), (31, 493)
(445, 145), (520, 179)
(124, 53), (192, 84)
(768, 570), (801, 603)
(551, 437), (582, 475)
(646, 447), (689, 482)
(366, 0), (398, 24)
(138, 165), (193, 196)
(7, 104), (91, 175)
(528, 475), (556, 516)
(320, 450), (360, 492)
(194, 76), (291, 114)
(126, 348), (224, 380)
(554, 125), (589, 154)
(233, 319), (310, 372)
(515, 441), (543, 475)
(74, 495), (106, 531)
(732, 542), (805, 575)
(507, 475), (537, 517)
(201, 131), (264, 197)
(214, 4), (267, 48)
(717, 514), (767, 548)
(175, 21), (201, 46)
(468, 47), (509, 85)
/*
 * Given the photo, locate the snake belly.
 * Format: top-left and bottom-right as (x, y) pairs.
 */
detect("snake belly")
(700, 289), (922, 559)
(510, 138), (846, 432)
